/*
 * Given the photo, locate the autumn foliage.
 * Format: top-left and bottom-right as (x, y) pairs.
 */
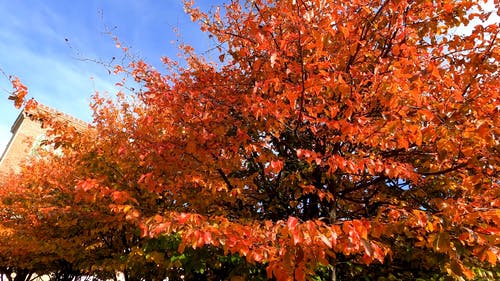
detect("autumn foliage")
(1, 0), (500, 280)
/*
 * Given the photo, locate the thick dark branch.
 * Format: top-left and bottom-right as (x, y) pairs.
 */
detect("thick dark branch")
(217, 168), (235, 190)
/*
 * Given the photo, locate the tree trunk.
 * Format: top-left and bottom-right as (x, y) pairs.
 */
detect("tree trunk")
(330, 266), (336, 281)
(330, 196), (338, 281)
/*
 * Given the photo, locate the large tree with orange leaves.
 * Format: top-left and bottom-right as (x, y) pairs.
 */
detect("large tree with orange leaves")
(2, 0), (499, 280)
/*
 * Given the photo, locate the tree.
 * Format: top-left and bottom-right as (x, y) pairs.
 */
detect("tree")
(2, 0), (499, 280)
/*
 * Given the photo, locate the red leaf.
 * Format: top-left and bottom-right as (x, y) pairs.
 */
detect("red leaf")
(287, 216), (299, 229)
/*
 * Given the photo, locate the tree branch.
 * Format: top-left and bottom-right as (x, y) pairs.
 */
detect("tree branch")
(217, 168), (235, 190)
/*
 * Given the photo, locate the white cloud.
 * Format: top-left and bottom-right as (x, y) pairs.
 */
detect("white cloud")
(0, 1), (121, 155)
(0, 0), (220, 156)
(0, 48), (119, 156)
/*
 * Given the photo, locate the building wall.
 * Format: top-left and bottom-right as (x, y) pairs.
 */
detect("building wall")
(0, 104), (87, 176)
(0, 111), (45, 175)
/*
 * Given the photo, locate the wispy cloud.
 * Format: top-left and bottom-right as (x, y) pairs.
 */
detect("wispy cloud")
(0, 0), (224, 154)
(0, 1), (122, 153)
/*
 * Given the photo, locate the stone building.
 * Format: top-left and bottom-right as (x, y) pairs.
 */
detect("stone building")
(0, 104), (87, 176)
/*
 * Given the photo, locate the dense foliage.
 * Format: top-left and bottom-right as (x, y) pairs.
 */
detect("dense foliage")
(1, 0), (499, 280)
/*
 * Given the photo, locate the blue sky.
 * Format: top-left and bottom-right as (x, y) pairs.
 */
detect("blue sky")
(0, 0), (223, 153)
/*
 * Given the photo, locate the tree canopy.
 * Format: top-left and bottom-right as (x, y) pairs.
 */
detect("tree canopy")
(1, 0), (499, 280)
